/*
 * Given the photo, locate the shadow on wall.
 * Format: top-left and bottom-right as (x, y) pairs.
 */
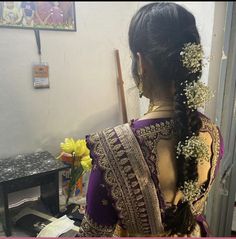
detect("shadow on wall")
(40, 104), (122, 156)
(0, 82), (41, 158)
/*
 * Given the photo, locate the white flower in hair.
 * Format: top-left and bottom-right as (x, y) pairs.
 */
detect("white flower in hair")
(176, 135), (209, 163)
(183, 80), (214, 110)
(180, 180), (205, 203)
(180, 42), (205, 73)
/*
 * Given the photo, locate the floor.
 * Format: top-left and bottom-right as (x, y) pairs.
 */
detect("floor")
(0, 194), (83, 237)
(4, 193), (236, 237)
(0, 200), (50, 237)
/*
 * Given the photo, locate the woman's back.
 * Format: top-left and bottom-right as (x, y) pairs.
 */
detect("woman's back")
(153, 116), (215, 207)
(76, 113), (223, 237)
(133, 113), (222, 233)
(158, 135), (177, 204)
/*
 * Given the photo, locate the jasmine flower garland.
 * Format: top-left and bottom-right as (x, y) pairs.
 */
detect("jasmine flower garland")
(182, 80), (214, 110)
(176, 135), (209, 163)
(180, 180), (205, 203)
(180, 42), (205, 74)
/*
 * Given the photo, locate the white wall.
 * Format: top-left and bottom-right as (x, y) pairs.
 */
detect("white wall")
(0, 2), (139, 161)
(0, 2), (139, 205)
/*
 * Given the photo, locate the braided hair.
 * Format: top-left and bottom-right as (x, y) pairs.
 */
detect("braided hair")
(128, 2), (203, 235)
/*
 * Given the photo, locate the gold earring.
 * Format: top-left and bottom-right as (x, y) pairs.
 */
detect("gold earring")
(138, 74), (144, 98)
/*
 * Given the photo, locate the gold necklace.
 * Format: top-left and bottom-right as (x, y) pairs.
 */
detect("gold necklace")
(145, 102), (174, 115)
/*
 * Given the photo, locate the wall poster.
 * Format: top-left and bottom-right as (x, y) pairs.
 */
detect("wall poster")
(0, 2), (76, 31)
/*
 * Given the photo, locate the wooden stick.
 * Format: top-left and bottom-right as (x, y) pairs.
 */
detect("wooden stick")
(115, 49), (128, 124)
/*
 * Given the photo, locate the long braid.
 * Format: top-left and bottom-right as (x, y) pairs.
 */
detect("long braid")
(175, 72), (203, 185)
(129, 2), (205, 235)
(174, 77), (189, 188)
(164, 71), (203, 235)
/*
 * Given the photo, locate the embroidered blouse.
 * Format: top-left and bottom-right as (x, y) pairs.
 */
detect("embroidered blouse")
(76, 113), (224, 237)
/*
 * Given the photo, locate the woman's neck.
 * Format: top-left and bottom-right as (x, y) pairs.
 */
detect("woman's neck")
(137, 97), (174, 121)
(150, 98), (174, 106)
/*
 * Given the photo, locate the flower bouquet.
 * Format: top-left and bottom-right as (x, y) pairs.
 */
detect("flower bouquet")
(58, 138), (92, 205)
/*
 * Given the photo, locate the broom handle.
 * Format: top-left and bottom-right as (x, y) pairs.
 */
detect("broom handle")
(115, 49), (128, 123)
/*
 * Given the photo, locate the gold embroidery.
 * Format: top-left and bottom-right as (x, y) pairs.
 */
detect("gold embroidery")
(90, 123), (167, 235)
(113, 223), (201, 237)
(78, 213), (115, 237)
(101, 199), (108, 206)
(113, 224), (129, 237)
(90, 130), (138, 233)
(136, 120), (174, 177)
(192, 116), (220, 214)
(115, 124), (164, 235)
(103, 125), (151, 234)
(136, 120), (174, 137)
(87, 117), (219, 236)
(135, 119), (174, 210)
(134, 116), (220, 219)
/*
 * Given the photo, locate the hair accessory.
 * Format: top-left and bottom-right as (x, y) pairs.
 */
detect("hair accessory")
(180, 180), (205, 203)
(176, 135), (209, 163)
(182, 80), (214, 110)
(180, 42), (206, 73)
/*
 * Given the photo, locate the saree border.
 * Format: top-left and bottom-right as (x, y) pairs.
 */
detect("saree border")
(89, 124), (164, 235)
(78, 212), (115, 237)
(115, 124), (164, 234)
(86, 115), (220, 235)
(192, 116), (220, 214)
(134, 119), (175, 213)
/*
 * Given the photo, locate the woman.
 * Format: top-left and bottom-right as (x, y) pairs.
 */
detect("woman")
(76, 2), (224, 237)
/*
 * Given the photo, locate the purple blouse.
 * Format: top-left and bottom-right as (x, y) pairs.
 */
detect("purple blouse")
(77, 115), (224, 237)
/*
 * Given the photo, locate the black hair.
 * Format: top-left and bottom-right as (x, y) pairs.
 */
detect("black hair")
(129, 2), (202, 235)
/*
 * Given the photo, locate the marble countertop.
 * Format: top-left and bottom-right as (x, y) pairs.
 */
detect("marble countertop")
(0, 151), (70, 183)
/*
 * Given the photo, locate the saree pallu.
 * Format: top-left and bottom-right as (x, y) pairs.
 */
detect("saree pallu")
(77, 114), (224, 237)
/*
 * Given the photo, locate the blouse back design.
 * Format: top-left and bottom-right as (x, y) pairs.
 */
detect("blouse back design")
(76, 113), (224, 237)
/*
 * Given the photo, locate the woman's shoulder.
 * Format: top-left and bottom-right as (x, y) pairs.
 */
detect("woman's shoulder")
(199, 112), (222, 139)
(86, 123), (128, 139)
(198, 112), (224, 161)
(130, 117), (174, 133)
(85, 123), (128, 151)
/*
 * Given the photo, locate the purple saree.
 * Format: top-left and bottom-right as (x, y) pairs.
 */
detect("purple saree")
(77, 114), (224, 237)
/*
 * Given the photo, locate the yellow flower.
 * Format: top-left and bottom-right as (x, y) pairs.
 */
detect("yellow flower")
(81, 156), (92, 171)
(74, 139), (86, 157)
(60, 138), (76, 154)
(60, 138), (91, 169)
(83, 147), (90, 156)
(74, 139), (90, 157)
